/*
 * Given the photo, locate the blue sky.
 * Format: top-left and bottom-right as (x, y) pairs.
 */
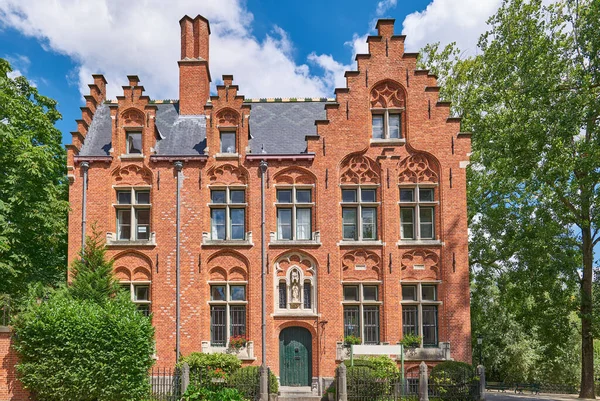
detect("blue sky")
(0, 0), (503, 144)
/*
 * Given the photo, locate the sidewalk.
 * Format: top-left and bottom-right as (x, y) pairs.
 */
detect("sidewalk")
(487, 391), (597, 401)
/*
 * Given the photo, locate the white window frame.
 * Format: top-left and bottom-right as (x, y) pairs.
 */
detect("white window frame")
(120, 281), (151, 316)
(371, 108), (403, 140)
(341, 186), (379, 241)
(342, 282), (382, 345)
(275, 186), (314, 241)
(115, 187), (151, 241)
(208, 282), (248, 347)
(209, 187), (247, 241)
(398, 184), (438, 240)
(125, 130), (143, 154)
(400, 282), (442, 347)
(219, 129), (237, 154)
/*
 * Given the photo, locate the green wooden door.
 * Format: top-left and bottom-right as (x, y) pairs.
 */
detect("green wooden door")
(279, 327), (312, 386)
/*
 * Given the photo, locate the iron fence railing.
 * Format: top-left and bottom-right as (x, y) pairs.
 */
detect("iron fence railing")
(150, 367), (181, 401)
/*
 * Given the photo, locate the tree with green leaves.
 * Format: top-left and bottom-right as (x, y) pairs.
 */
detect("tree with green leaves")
(0, 58), (69, 298)
(12, 231), (155, 400)
(419, 0), (599, 396)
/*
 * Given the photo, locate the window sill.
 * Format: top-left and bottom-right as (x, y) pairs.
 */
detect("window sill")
(400, 342), (451, 361)
(337, 240), (383, 247)
(106, 232), (156, 247)
(397, 239), (443, 247)
(215, 153), (239, 160)
(269, 240), (321, 247)
(202, 240), (253, 247)
(370, 138), (405, 146)
(120, 154), (145, 160)
(271, 312), (320, 318)
(0, 326), (11, 333)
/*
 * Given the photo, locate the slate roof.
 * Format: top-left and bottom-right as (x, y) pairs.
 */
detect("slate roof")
(78, 100), (330, 156)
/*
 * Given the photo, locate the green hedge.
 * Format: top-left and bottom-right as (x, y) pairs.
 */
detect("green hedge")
(13, 291), (155, 401)
(229, 366), (278, 395)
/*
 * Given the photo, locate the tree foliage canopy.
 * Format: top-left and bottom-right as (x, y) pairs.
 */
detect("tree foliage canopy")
(0, 58), (68, 297)
(419, 0), (599, 395)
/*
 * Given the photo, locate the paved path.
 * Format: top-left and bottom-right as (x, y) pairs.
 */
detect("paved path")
(487, 391), (597, 401)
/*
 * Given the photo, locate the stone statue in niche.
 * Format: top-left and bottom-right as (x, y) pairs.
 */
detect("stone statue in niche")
(290, 269), (301, 308)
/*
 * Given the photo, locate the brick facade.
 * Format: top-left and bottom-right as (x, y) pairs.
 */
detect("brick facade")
(0, 330), (28, 401)
(66, 15), (472, 391)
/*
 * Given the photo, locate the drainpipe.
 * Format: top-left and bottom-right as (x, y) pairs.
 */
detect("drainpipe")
(80, 162), (89, 251)
(174, 161), (183, 362)
(259, 160), (268, 400)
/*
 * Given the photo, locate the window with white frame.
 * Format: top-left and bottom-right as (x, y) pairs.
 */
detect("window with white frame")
(401, 283), (440, 347)
(341, 187), (378, 241)
(371, 109), (402, 140)
(342, 283), (381, 344)
(276, 187), (313, 241)
(399, 186), (437, 240)
(209, 283), (247, 347)
(126, 131), (142, 154)
(210, 188), (246, 240)
(220, 130), (236, 153)
(120, 281), (151, 316)
(116, 188), (151, 241)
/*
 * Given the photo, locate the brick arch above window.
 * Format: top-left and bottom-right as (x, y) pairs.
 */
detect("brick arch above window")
(339, 152), (380, 185)
(120, 108), (145, 127)
(111, 164), (153, 186)
(112, 250), (153, 279)
(341, 249), (381, 281)
(215, 108), (239, 127)
(207, 163), (248, 185)
(207, 249), (250, 280)
(370, 80), (406, 109)
(401, 249), (440, 280)
(272, 166), (317, 185)
(274, 251), (316, 276)
(398, 152), (439, 184)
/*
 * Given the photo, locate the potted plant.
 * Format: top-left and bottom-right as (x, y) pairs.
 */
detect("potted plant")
(325, 384), (336, 401)
(228, 335), (247, 351)
(400, 333), (421, 349)
(344, 335), (362, 347)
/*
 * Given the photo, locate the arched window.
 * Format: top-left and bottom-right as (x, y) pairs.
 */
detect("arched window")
(370, 81), (406, 140)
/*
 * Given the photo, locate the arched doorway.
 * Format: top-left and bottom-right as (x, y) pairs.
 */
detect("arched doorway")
(279, 327), (312, 386)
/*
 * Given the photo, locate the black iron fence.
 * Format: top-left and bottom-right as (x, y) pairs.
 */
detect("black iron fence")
(341, 364), (480, 401)
(150, 367), (182, 401)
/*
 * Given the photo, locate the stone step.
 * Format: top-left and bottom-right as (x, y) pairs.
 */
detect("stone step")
(278, 397), (322, 401)
(278, 386), (321, 400)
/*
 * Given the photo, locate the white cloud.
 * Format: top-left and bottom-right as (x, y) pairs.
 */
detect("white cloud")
(4, 53), (30, 73)
(401, 0), (502, 53)
(376, 0), (398, 17)
(0, 0), (331, 99)
(7, 69), (21, 79)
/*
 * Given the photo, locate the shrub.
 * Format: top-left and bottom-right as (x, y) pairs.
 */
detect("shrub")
(181, 384), (248, 401)
(400, 334), (422, 348)
(344, 335), (362, 345)
(228, 366), (279, 395)
(12, 232), (155, 401)
(430, 361), (474, 383)
(179, 352), (241, 375)
(344, 356), (399, 399)
(13, 291), (154, 400)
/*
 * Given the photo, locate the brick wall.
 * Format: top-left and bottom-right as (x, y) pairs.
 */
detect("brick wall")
(0, 330), (28, 401)
(66, 16), (472, 383)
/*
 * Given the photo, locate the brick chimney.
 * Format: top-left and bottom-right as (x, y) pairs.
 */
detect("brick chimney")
(178, 15), (211, 115)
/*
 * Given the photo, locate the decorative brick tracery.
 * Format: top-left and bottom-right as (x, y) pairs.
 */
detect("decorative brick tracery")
(370, 80), (405, 108)
(342, 249), (381, 280)
(112, 164), (153, 186)
(401, 249), (439, 279)
(207, 250), (249, 281)
(398, 153), (439, 184)
(121, 108), (145, 126)
(340, 153), (380, 184)
(207, 164), (248, 185)
(215, 108), (239, 127)
(273, 167), (316, 185)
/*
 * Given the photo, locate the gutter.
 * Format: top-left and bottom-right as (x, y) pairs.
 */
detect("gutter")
(174, 161), (183, 361)
(246, 153), (315, 162)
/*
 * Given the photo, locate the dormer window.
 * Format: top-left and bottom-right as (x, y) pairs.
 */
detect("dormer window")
(126, 132), (142, 154)
(220, 131), (236, 154)
(372, 110), (401, 139)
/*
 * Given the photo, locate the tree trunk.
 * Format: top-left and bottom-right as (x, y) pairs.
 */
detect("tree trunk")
(579, 225), (595, 399)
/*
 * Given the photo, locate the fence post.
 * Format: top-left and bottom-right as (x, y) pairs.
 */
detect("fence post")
(181, 362), (190, 395)
(477, 365), (486, 401)
(260, 364), (269, 401)
(419, 361), (429, 401)
(337, 363), (348, 401)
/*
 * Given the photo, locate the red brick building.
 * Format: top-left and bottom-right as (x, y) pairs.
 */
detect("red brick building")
(66, 15), (472, 394)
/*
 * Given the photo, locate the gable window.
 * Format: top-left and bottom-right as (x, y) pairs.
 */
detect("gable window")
(276, 188), (313, 241)
(120, 281), (151, 316)
(209, 283), (247, 347)
(341, 187), (378, 241)
(399, 186), (436, 240)
(126, 131), (142, 154)
(372, 110), (401, 140)
(343, 283), (381, 344)
(210, 188), (246, 240)
(116, 188), (151, 241)
(220, 131), (236, 154)
(402, 283), (440, 347)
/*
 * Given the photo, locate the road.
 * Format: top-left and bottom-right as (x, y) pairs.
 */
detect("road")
(487, 391), (596, 401)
